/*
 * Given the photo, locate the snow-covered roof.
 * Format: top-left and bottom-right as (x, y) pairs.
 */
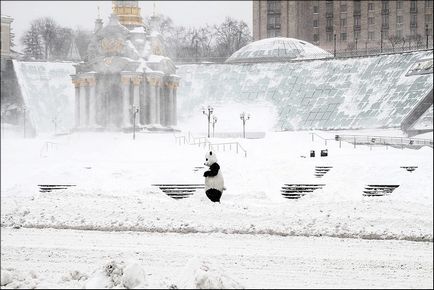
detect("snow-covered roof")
(225, 37), (332, 64)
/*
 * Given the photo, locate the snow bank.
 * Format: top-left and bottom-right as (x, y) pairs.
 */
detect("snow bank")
(0, 268), (40, 289)
(85, 260), (147, 289)
(173, 257), (244, 289)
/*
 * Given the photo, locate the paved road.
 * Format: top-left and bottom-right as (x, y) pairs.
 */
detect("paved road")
(1, 228), (432, 288)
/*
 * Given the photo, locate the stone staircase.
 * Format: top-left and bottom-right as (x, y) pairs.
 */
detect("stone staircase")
(401, 166), (418, 172)
(281, 184), (325, 199)
(38, 184), (76, 193)
(314, 166), (333, 178)
(152, 184), (205, 199)
(363, 184), (400, 196)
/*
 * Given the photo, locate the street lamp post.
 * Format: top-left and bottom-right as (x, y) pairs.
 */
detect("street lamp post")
(202, 105), (214, 138)
(212, 115), (217, 138)
(240, 112), (250, 139)
(333, 34), (337, 57)
(132, 105), (140, 140)
(426, 24), (429, 49)
(380, 29), (383, 53)
(52, 115), (58, 135)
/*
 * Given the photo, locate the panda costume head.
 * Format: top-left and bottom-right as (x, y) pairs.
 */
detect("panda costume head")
(203, 151), (224, 203)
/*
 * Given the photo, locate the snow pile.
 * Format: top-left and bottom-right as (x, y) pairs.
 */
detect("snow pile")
(84, 260), (147, 289)
(174, 257), (244, 289)
(1, 268), (40, 289)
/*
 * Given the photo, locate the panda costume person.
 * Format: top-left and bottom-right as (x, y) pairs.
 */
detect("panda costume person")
(203, 151), (225, 203)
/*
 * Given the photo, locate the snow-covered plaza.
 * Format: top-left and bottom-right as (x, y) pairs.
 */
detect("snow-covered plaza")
(1, 130), (433, 288)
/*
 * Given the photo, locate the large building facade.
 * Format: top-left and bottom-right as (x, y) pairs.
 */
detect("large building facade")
(253, 0), (433, 52)
(71, 1), (180, 131)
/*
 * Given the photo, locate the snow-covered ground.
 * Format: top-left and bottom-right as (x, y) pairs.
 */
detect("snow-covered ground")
(1, 129), (433, 288)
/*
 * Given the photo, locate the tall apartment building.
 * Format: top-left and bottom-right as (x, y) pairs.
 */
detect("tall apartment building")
(253, 0), (433, 51)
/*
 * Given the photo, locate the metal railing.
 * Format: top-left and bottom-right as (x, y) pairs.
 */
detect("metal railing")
(40, 141), (59, 157)
(310, 132), (335, 146)
(174, 133), (248, 157)
(335, 134), (433, 149)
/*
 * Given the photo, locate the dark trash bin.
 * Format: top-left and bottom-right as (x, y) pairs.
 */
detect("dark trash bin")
(320, 149), (328, 157)
(310, 150), (315, 157)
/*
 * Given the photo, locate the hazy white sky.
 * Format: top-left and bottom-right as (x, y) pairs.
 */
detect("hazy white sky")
(1, 1), (252, 51)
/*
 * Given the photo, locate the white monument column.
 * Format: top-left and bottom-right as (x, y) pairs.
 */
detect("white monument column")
(79, 78), (87, 128)
(166, 82), (174, 126)
(140, 75), (147, 125)
(155, 78), (161, 125)
(147, 76), (157, 124)
(132, 75), (141, 126)
(87, 77), (97, 128)
(121, 75), (131, 128)
(172, 82), (179, 126)
(72, 78), (80, 128)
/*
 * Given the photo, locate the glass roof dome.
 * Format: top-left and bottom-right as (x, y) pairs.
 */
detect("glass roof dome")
(225, 37), (332, 63)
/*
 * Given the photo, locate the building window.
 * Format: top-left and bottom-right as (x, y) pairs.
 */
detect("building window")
(382, 1), (389, 11)
(354, 30), (361, 40)
(368, 17), (374, 25)
(381, 29), (389, 38)
(410, 0), (418, 12)
(313, 5), (319, 14)
(340, 18), (347, 27)
(368, 2), (374, 11)
(368, 31), (375, 40)
(397, 0), (403, 9)
(382, 15), (389, 29)
(267, 29), (281, 37)
(267, 1), (281, 13)
(426, 14), (433, 23)
(426, 0), (433, 8)
(313, 19), (319, 28)
(327, 33), (334, 42)
(411, 27), (417, 35)
(267, 14), (281, 29)
(411, 14), (418, 27)
(313, 34), (319, 42)
(397, 15), (403, 24)
(354, 16), (361, 27)
(340, 32), (347, 41)
(340, 3), (347, 12)
(327, 18), (333, 27)
(397, 29), (403, 38)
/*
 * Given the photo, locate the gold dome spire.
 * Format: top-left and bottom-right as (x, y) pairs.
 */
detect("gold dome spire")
(112, 1), (143, 28)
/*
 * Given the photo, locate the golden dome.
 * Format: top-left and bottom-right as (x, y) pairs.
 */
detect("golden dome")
(112, 1), (143, 28)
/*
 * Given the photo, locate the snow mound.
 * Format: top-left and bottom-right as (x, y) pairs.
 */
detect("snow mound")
(175, 257), (244, 289)
(1, 268), (39, 288)
(84, 259), (146, 289)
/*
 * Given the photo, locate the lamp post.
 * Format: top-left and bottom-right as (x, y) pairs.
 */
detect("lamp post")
(240, 112), (250, 139)
(333, 33), (337, 57)
(212, 115), (217, 138)
(380, 29), (383, 53)
(131, 105), (140, 140)
(52, 114), (58, 135)
(426, 24), (429, 49)
(202, 105), (214, 138)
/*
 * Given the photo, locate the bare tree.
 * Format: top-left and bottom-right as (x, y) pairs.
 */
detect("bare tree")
(213, 17), (252, 58)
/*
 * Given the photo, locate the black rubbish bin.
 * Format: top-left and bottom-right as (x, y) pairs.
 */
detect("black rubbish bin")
(320, 149), (328, 157)
(310, 150), (315, 157)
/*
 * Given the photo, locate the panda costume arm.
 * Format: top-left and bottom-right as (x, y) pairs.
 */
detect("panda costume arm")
(204, 163), (220, 177)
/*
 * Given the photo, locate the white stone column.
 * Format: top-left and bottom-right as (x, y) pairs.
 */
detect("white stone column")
(121, 75), (131, 128)
(166, 82), (174, 126)
(79, 79), (87, 127)
(147, 76), (157, 124)
(87, 77), (97, 128)
(132, 76), (141, 126)
(140, 76), (147, 125)
(72, 79), (80, 128)
(172, 83), (178, 126)
(155, 79), (161, 125)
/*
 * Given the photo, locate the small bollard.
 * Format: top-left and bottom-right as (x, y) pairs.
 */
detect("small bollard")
(310, 150), (315, 157)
